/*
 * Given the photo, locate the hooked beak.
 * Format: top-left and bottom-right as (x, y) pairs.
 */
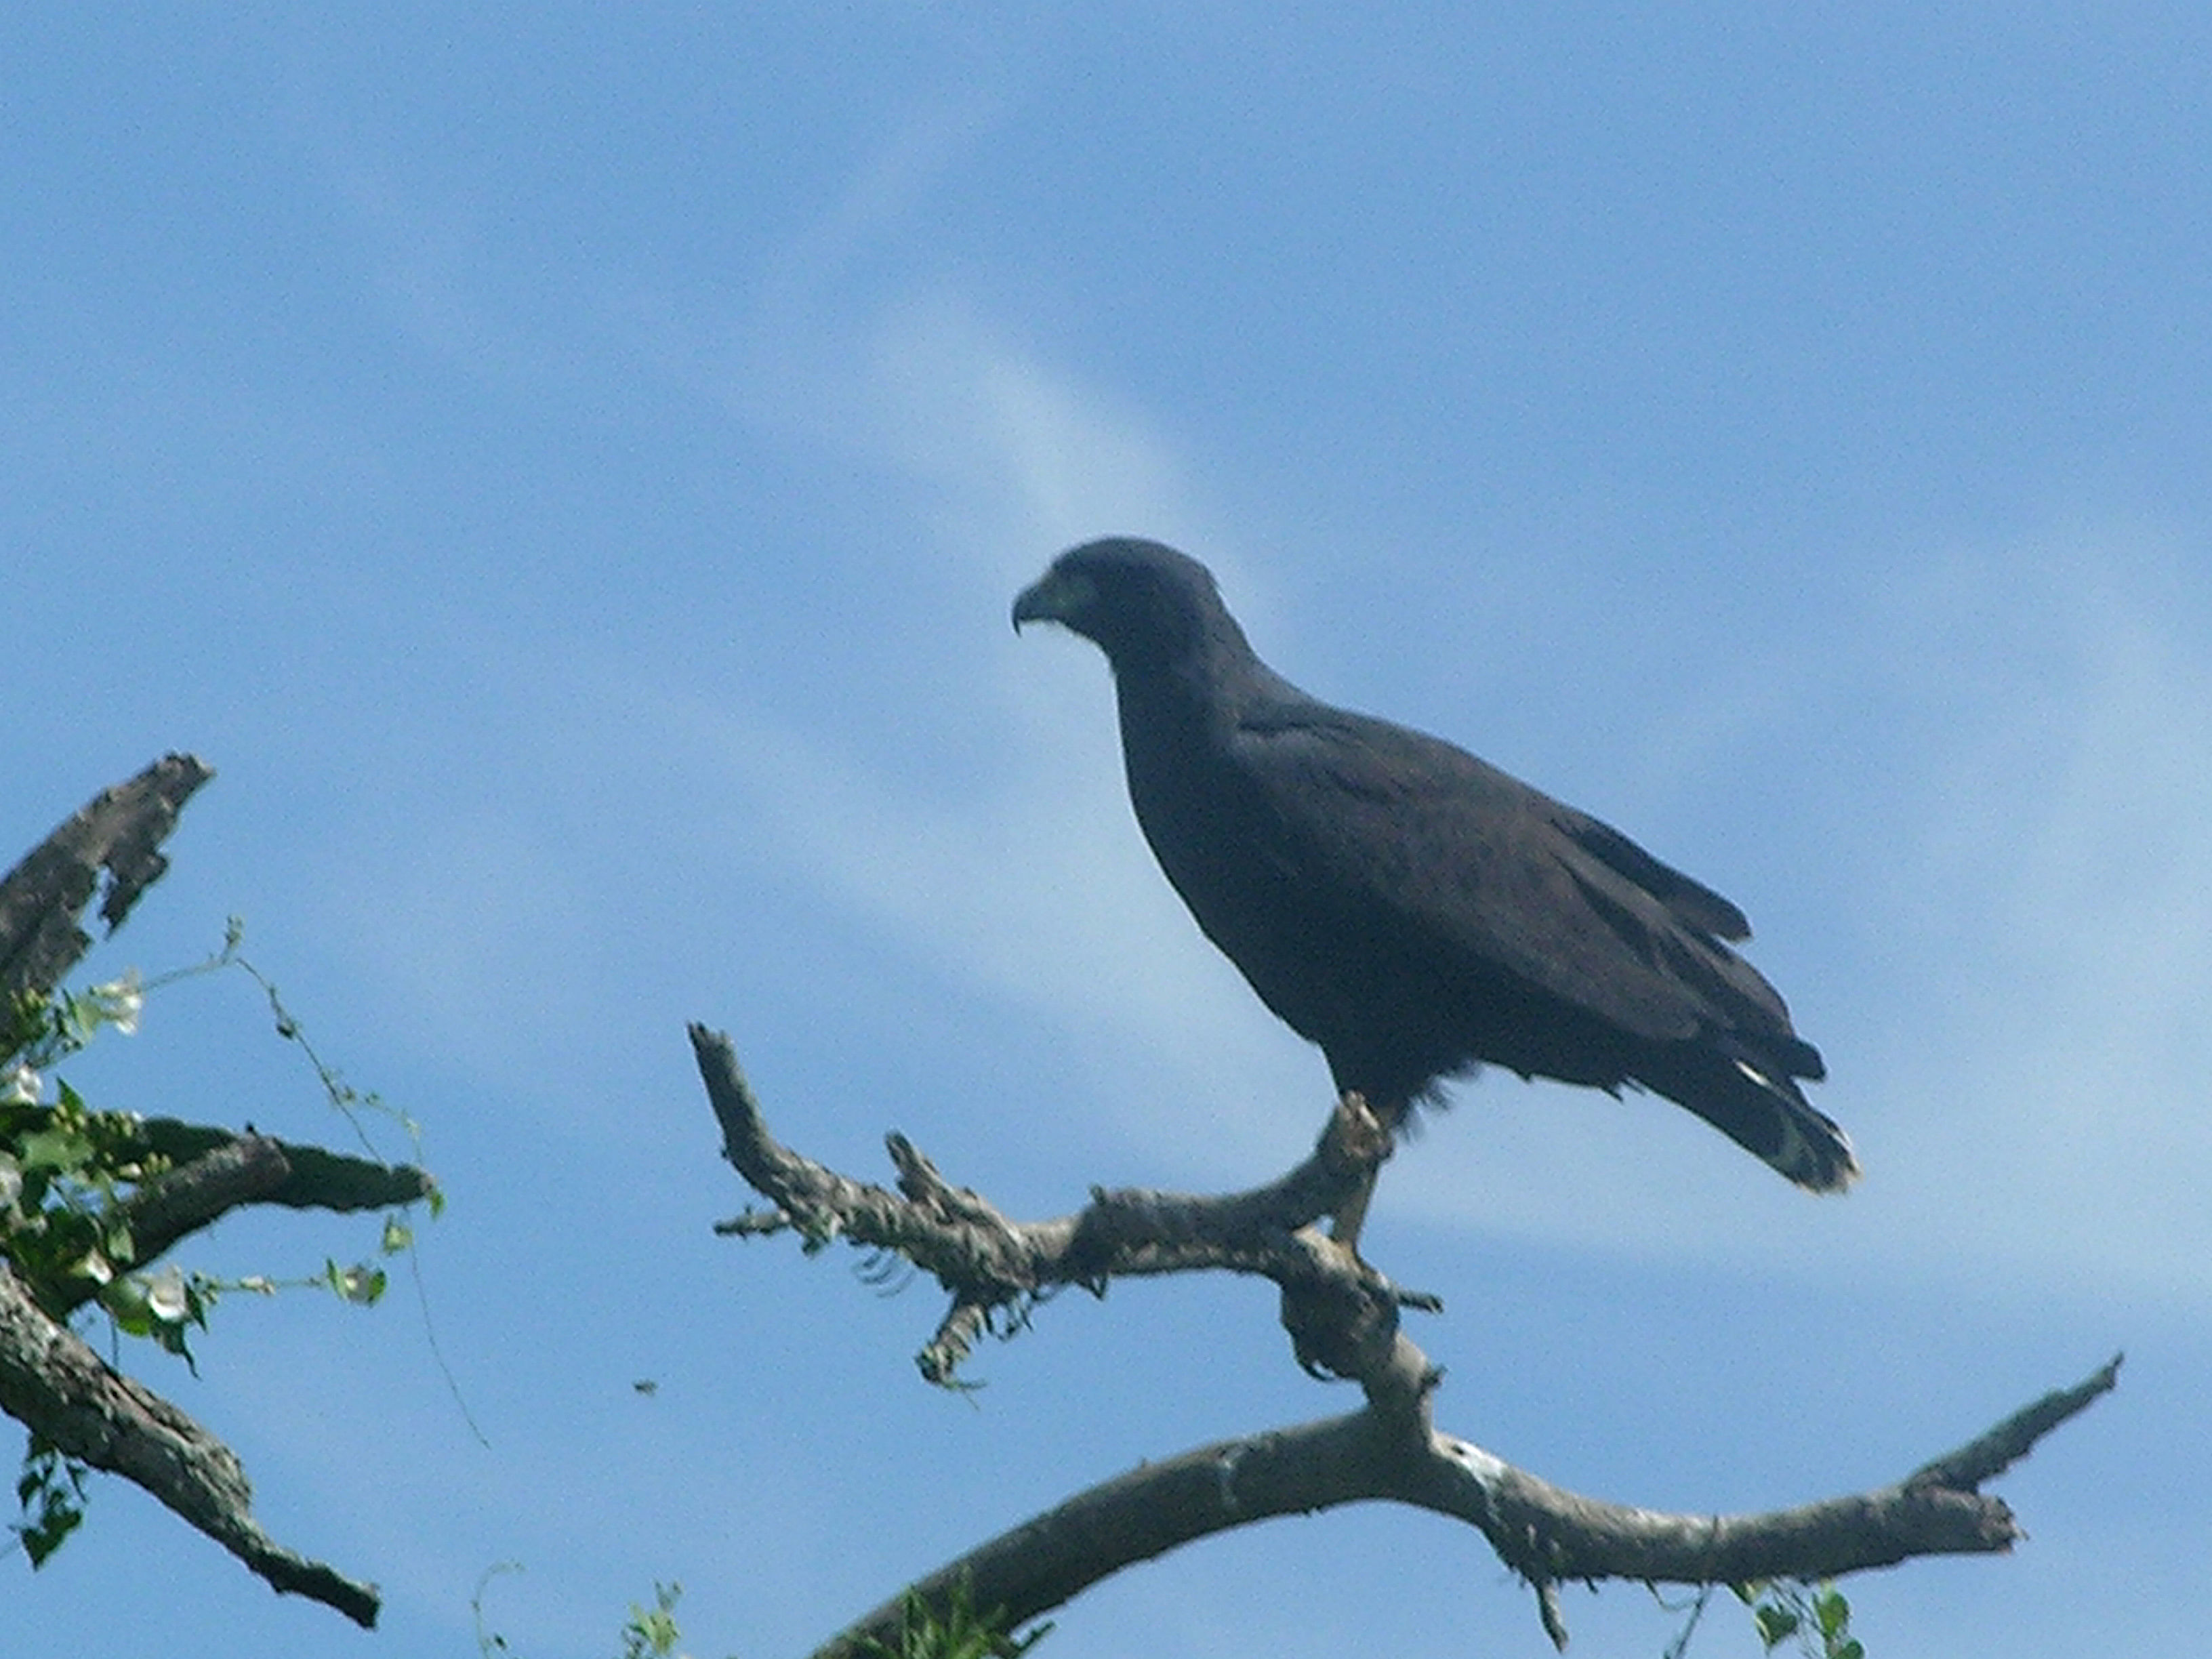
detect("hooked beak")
(1011, 567), (1096, 633)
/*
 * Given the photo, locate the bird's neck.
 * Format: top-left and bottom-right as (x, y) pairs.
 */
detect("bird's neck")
(1108, 648), (1267, 853)
(1109, 642), (1250, 752)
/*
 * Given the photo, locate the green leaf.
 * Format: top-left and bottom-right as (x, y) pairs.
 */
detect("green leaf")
(1753, 1604), (1800, 1650)
(18, 1126), (95, 1174)
(1814, 1587), (1851, 1640)
(12, 1440), (88, 1567)
(618, 1581), (686, 1659)
(102, 1275), (154, 1333)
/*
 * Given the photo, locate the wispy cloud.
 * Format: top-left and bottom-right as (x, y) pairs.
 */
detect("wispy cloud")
(621, 110), (1322, 1164)
(653, 298), (1322, 1166)
(1843, 533), (2212, 1302)
(861, 298), (1208, 558)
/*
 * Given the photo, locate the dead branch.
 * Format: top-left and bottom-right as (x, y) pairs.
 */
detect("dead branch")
(0, 1257), (378, 1624)
(804, 1353), (2114, 1659)
(0, 753), (213, 997)
(692, 1023), (1417, 1384)
(691, 1024), (2120, 1652)
(134, 1118), (438, 1215)
(77, 1136), (295, 1309)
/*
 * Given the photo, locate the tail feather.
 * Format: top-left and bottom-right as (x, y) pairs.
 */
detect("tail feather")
(1639, 1040), (1858, 1192)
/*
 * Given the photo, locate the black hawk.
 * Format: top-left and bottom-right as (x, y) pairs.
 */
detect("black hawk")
(1013, 537), (1856, 1215)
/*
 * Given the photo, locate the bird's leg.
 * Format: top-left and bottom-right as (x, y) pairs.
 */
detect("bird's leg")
(1322, 1092), (1395, 1254)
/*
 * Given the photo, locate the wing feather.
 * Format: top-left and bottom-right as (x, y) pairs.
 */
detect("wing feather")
(1233, 700), (1782, 1051)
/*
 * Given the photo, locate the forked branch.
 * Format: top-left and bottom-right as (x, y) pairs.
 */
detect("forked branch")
(693, 1022), (1412, 1384)
(690, 1024), (2119, 1652)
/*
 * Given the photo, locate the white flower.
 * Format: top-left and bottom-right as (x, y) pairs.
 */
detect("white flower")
(0, 1065), (41, 1106)
(144, 1267), (189, 1324)
(86, 969), (144, 1036)
(330, 1263), (384, 1305)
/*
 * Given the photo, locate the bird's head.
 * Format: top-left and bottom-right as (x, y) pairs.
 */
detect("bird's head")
(1012, 538), (1233, 670)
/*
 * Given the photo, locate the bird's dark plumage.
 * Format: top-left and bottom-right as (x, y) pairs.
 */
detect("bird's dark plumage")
(1013, 537), (1856, 1192)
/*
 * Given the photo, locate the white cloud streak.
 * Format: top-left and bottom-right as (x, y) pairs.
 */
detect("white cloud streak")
(1843, 537), (2212, 1303)
(688, 293), (1324, 1169)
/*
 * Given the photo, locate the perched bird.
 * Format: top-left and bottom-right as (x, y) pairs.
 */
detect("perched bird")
(1013, 537), (1856, 1224)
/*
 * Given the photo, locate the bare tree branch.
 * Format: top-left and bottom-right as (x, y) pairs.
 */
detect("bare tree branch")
(691, 1024), (2120, 1652)
(1906, 1355), (2124, 1491)
(134, 1117), (437, 1214)
(79, 1136), (295, 1308)
(0, 753), (214, 997)
(804, 1353), (2114, 1659)
(0, 1258), (378, 1625)
(691, 1022), (1414, 1383)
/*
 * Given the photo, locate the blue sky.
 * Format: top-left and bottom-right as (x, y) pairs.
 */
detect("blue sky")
(8, 8), (2211, 1656)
